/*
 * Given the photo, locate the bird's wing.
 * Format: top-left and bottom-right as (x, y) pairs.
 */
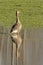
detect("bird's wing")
(10, 23), (17, 32)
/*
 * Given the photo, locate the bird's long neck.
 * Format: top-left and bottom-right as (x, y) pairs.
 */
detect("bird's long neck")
(16, 11), (20, 23)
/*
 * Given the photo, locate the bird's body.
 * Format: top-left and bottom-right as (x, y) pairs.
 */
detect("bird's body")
(10, 11), (22, 34)
(11, 21), (22, 34)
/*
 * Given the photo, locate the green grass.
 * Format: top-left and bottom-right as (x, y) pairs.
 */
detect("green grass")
(0, 0), (43, 29)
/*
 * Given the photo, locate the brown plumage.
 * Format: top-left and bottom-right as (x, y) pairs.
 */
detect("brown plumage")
(10, 11), (22, 34)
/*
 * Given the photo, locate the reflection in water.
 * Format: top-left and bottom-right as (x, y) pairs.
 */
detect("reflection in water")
(11, 33), (22, 59)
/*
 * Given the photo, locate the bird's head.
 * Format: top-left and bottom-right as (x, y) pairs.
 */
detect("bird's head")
(16, 10), (20, 17)
(16, 10), (20, 23)
(17, 10), (20, 14)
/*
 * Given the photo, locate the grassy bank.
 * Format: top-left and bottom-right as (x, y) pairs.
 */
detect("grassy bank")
(0, 0), (43, 29)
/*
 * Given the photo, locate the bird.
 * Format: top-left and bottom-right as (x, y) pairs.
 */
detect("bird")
(10, 10), (22, 60)
(10, 10), (22, 34)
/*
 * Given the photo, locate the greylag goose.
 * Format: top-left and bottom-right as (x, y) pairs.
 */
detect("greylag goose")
(10, 11), (22, 34)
